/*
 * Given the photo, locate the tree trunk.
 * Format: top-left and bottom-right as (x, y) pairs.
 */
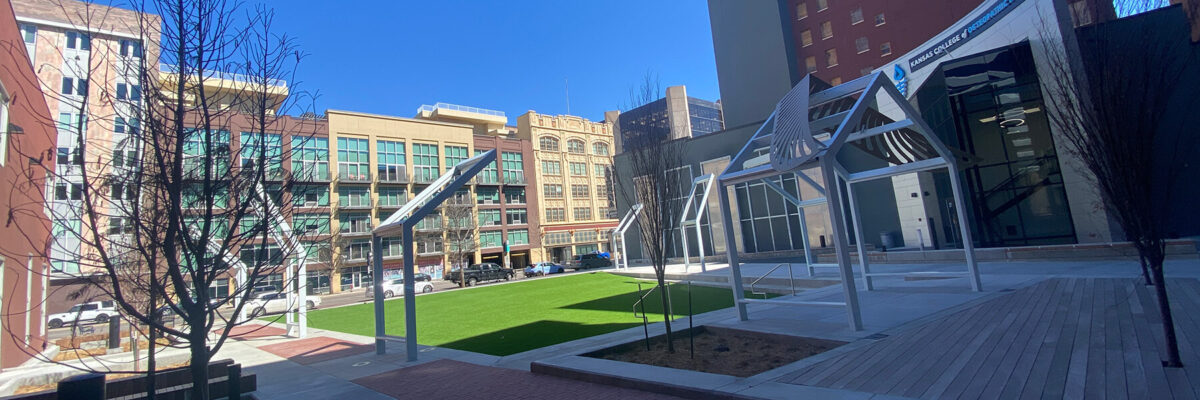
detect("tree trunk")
(1149, 260), (1182, 367)
(656, 277), (675, 353)
(188, 321), (211, 399)
(1139, 255), (1153, 286)
(459, 264), (466, 288)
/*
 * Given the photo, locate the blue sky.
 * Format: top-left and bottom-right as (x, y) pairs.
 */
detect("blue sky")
(267, 1), (721, 122)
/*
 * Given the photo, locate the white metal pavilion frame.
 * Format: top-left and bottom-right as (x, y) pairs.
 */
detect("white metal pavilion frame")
(680, 174), (716, 272)
(217, 181), (311, 337)
(371, 149), (496, 361)
(609, 203), (643, 269)
(717, 72), (982, 330)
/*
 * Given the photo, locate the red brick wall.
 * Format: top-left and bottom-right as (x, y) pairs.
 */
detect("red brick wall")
(0, 0), (56, 369)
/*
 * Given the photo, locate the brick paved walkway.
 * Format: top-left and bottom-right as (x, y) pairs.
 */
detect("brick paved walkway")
(258, 337), (374, 365)
(353, 359), (684, 399)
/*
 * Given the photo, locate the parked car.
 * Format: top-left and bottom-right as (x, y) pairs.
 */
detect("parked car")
(524, 262), (565, 277)
(47, 301), (117, 328)
(414, 273), (432, 282)
(365, 278), (435, 298)
(246, 292), (321, 317)
(447, 262), (514, 286)
(568, 253), (612, 270)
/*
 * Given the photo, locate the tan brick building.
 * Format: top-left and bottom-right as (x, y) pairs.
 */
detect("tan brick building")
(517, 111), (617, 263)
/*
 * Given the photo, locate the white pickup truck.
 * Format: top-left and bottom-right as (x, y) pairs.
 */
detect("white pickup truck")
(47, 301), (118, 328)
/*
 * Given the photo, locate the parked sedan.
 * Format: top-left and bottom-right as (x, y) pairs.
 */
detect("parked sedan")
(246, 292), (321, 317)
(524, 262), (565, 277)
(47, 301), (118, 328)
(364, 278), (435, 299)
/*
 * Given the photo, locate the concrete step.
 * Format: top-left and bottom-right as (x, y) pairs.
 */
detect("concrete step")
(608, 269), (838, 291)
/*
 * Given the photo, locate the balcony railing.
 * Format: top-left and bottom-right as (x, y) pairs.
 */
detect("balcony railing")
(417, 102), (505, 118)
(413, 173), (439, 184)
(337, 170), (372, 183)
(376, 165), (409, 184)
(474, 173), (501, 185)
(340, 227), (372, 237)
(339, 201), (372, 210)
(376, 199), (405, 209)
(503, 174), (527, 185)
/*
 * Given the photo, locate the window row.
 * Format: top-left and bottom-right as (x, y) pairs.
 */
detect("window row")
(538, 136), (611, 155)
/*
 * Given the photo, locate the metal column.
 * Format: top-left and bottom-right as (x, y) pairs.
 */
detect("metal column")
(717, 186), (748, 321)
(371, 235), (386, 355)
(821, 162), (864, 330)
(841, 179), (874, 291)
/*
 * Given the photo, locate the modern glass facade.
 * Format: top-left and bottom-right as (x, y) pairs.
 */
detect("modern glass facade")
(916, 42), (1075, 248)
(688, 97), (724, 137)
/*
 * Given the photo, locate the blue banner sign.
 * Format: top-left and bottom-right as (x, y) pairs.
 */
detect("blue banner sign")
(907, 0), (1026, 72)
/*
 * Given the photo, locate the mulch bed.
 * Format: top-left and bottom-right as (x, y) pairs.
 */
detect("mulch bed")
(583, 326), (845, 377)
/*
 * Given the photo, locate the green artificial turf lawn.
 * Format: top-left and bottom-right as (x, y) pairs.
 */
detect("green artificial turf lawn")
(302, 272), (747, 356)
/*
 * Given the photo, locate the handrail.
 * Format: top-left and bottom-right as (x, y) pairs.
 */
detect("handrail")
(632, 283), (674, 320)
(633, 284), (661, 319)
(750, 263), (796, 298)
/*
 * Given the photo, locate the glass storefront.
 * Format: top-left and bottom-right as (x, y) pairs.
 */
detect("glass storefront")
(339, 266), (371, 292)
(916, 42), (1075, 248)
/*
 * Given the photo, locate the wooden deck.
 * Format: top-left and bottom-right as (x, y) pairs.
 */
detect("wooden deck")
(777, 278), (1200, 399)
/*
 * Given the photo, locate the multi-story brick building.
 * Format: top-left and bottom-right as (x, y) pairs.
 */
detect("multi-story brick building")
(13, 0), (157, 277)
(0, 0), (57, 369)
(517, 111), (617, 263)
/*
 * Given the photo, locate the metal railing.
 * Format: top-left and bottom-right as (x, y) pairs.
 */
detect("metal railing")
(750, 263), (797, 298)
(417, 102), (505, 117)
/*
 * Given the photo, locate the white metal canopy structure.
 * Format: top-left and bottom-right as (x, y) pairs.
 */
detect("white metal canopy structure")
(610, 203), (643, 269)
(680, 174), (716, 272)
(371, 149), (496, 361)
(217, 181), (310, 337)
(717, 72), (982, 330)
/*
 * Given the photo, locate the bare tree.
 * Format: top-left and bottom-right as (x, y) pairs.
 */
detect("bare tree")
(613, 72), (688, 352)
(8, 0), (316, 397)
(1040, 1), (1197, 367)
(443, 192), (478, 287)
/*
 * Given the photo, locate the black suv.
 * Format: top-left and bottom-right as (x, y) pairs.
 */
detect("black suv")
(569, 253), (612, 270)
(447, 262), (515, 286)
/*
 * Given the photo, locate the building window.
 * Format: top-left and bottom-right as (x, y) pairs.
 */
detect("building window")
(292, 136), (329, 181)
(805, 56), (818, 74)
(340, 213), (372, 234)
(115, 83), (141, 102)
(240, 132), (282, 174)
(831, 77), (842, 85)
(825, 48), (838, 67)
(569, 162), (587, 176)
(820, 21), (832, 39)
(338, 187), (371, 208)
(65, 31), (90, 50)
(501, 152), (524, 183)
(344, 241), (371, 261)
(377, 187), (408, 207)
(594, 164), (608, 178)
(800, 30), (813, 47)
(796, 2), (808, 19)
(507, 229), (529, 246)
(55, 183), (83, 200)
(850, 7), (864, 24)
(539, 136), (559, 151)
(477, 187), (499, 204)
(567, 139), (585, 154)
(881, 42), (892, 56)
(478, 209), (501, 226)
(574, 207), (592, 221)
(506, 209), (528, 225)
(119, 39), (143, 58)
(61, 77), (87, 96)
(543, 184), (563, 198)
(376, 140), (406, 182)
(541, 160), (562, 175)
(114, 116), (140, 134)
(504, 187), (526, 204)
(109, 217), (133, 235)
(111, 181), (137, 201)
(293, 213), (330, 235)
(444, 145), (468, 172)
(545, 208), (565, 222)
(412, 143), (440, 182)
(57, 147), (82, 166)
(19, 24), (35, 44)
(875, 13), (886, 26)
(571, 184), (590, 198)
(592, 142), (609, 155)
(856, 37), (870, 54)
(816, 0), (828, 12)
(337, 137), (370, 180)
(480, 231), (503, 248)
(860, 66), (875, 76)
(112, 148), (138, 168)
(293, 185), (330, 207)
